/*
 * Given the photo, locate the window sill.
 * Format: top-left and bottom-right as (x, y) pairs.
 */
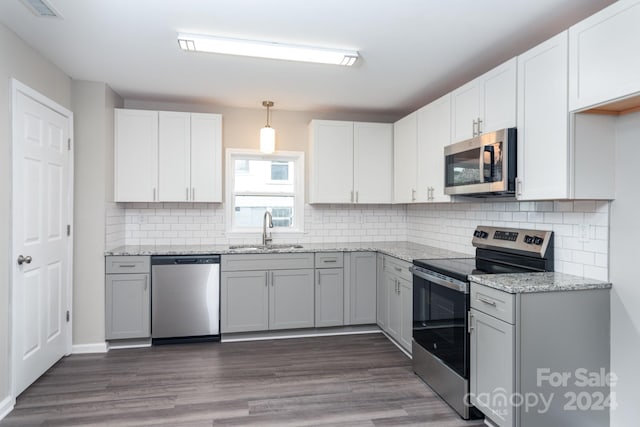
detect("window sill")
(225, 230), (306, 238)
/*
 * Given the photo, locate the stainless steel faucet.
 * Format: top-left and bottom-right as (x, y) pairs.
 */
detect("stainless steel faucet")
(262, 210), (273, 246)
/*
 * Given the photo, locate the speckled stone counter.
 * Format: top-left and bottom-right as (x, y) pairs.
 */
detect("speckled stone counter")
(105, 241), (467, 263)
(469, 272), (612, 294)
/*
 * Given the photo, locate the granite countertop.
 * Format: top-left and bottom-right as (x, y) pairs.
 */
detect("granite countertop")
(105, 241), (468, 263)
(468, 272), (612, 294)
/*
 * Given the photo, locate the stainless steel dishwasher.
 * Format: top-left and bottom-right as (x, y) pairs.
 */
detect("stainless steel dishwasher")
(151, 255), (220, 343)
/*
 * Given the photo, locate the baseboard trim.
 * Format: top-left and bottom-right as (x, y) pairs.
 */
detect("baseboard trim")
(222, 325), (382, 343)
(380, 330), (412, 359)
(72, 342), (108, 354)
(0, 395), (15, 421)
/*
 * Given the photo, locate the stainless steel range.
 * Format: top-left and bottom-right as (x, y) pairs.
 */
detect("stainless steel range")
(410, 225), (554, 419)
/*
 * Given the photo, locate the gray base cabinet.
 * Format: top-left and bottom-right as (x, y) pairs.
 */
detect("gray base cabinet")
(378, 255), (412, 353)
(221, 270), (269, 333)
(105, 256), (150, 340)
(348, 252), (377, 325)
(270, 269), (315, 330)
(470, 282), (610, 427)
(376, 254), (387, 329)
(315, 268), (344, 327)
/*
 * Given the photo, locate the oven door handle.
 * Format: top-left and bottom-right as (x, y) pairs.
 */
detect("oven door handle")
(409, 266), (468, 294)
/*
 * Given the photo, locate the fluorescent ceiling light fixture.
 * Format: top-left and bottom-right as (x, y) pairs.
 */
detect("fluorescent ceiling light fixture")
(177, 33), (359, 66)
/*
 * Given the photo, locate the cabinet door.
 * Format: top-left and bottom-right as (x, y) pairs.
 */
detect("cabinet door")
(349, 252), (376, 325)
(221, 270), (269, 333)
(353, 122), (393, 203)
(309, 120), (354, 203)
(398, 277), (413, 353)
(105, 273), (150, 339)
(569, 0), (640, 111)
(450, 79), (480, 143)
(393, 112), (418, 203)
(158, 111), (191, 202)
(480, 58), (517, 134)
(315, 268), (344, 327)
(191, 113), (222, 202)
(517, 32), (570, 200)
(376, 254), (387, 329)
(385, 272), (401, 340)
(470, 308), (516, 427)
(416, 94), (451, 203)
(269, 269), (315, 330)
(114, 109), (158, 202)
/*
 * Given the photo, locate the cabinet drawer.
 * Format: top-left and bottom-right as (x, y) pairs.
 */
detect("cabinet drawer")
(470, 283), (516, 324)
(221, 253), (315, 271)
(383, 255), (412, 282)
(106, 256), (150, 274)
(315, 252), (344, 268)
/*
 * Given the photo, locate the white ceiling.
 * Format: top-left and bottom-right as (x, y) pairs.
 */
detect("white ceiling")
(0, 0), (616, 118)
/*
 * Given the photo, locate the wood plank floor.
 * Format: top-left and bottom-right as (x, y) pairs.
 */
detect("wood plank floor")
(1, 334), (484, 426)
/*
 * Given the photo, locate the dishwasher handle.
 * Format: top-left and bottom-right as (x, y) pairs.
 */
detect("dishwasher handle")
(151, 255), (220, 265)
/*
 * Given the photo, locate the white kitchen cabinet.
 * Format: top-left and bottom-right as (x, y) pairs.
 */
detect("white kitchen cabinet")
(270, 269), (315, 330)
(308, 120), (392, 204)
(221, 270), (270, 333)
(115, 109), (222, 203)
(348, 252), (376, 325)
(393, 111), (417, 203)
(469, 281), (611, 427)
(114, 109), (158, 202)
(416, 94), (451, 203)
(105, 256), (151, 340)
(315, 268), (344, 327)
(450, 58), (517, 143)
(569, 0), (640, 111)
(516, 31), (615, 200)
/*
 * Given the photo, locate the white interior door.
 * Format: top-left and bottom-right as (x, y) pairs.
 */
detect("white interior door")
(12, 80), (73, 397)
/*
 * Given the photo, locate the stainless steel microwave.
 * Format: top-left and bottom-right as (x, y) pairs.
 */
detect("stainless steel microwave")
(444, 128), (516, 196)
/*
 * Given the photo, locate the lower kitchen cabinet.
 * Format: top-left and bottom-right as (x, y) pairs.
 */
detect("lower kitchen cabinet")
(270, 269), (315, 330)
(105, 256), (151, 340)
(376, 253), (387, 329)
(220, 270), (269, 333)
(378, 255), (412, 354)
(315, 268), (344, 327)
(348, 251), (377, 325)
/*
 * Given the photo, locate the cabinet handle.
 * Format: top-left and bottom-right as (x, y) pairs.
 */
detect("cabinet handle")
(192, 187), (195, 201)
(153, 188), (156, 201)
(411, 189), (416, 202)
(317, 270), (321, 285)
(117, 264), (136, 268)
(323, 259), (337, 263)
(477, 117), (483, 135)
(478, 296), (497, 306)
(394, 266), (402, 272)
(350, 191), (354, 203)
(516, 178), (523, 197)
(265, 272), (268, 287)
(472, 119), (478, 137)
(468, 310), (474, 334)
(356, 191), (359, 203)
(271, 271), (274, 286)
(144, 275), (148, 291)
(186, 187), (189, 201)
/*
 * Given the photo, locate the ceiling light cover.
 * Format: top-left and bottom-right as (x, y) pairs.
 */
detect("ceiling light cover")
(177, 33), (359, 66)
(260, 101), (275, 154)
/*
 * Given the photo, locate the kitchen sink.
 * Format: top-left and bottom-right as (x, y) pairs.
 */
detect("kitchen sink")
(228, 244), (303, 250)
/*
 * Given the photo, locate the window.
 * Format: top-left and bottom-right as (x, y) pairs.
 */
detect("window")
(226, 149), (304, 233)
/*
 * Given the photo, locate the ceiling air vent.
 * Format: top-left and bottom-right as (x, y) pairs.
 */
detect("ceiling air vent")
(20, 0), (62, 18)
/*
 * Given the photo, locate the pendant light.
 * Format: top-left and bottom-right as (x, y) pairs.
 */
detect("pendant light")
(260, 101), (275, 154)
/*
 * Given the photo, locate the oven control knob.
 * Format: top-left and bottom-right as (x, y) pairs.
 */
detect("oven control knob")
(473, 230), (481, 238)
(480, 231), (489, 239)
(533, 237), (544, 245)
(524, 235), (534, 244)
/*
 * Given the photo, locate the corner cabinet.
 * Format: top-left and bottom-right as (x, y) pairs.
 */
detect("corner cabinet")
(569, 0), (640, 111)
(450, 58), (516, 143)
(114, 109), (222, 202)
(347, 251), (377, 325)
(308, 120), (393, 204)
(393, 112), (418, 203)
(105, 256), (151, 340)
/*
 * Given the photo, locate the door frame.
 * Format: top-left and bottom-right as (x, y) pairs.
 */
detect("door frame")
(10, 79), (74, 399)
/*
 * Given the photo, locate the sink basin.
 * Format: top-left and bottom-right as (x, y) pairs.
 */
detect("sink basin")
(228, 244), (303, 250)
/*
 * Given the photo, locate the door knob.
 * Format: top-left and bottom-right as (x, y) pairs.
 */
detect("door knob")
(17, 255), (32, 265)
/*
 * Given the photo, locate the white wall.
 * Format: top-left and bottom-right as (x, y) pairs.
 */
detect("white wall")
(0, 22), (71, 412)
(610, 111), (640, 426)
(71, 81), (122, 349)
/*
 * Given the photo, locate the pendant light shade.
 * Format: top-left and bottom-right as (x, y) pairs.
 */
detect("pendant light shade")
(260, 101), (275, 154)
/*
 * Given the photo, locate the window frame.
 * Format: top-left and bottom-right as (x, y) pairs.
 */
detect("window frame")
(225, 148), (305, 235)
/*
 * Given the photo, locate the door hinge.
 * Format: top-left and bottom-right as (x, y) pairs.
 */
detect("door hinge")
(66, 310), (70, 322)
(68, 138), (71, 151)
(67, 224), (71, 236)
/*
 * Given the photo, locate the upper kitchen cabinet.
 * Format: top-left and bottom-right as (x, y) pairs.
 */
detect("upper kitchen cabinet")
(393, 111), (417, 203)
(569, 0), (640, 112)
(450, 58), (517, 143)
(114, 109), (222, 203)
(115, 109), (159, 202)
(416, 94), (451, 203)
(308, 120), (392, 204)
(517, 31), (615, 200)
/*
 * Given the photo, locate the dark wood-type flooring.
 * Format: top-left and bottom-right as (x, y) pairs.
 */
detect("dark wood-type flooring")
(1, 334), (484, 426)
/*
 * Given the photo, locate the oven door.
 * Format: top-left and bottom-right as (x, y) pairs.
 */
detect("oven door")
(411, 266), (469, 379)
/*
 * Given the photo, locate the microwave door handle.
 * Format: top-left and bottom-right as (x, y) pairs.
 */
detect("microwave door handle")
(483, 146), (495, 182)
